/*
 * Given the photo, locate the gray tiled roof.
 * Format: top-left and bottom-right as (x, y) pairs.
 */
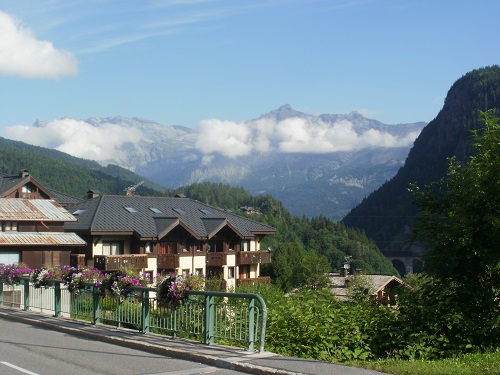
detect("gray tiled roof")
(65, 195), (276, 240)
(0, 174), (22, 196)
(47, 189), (84, 206)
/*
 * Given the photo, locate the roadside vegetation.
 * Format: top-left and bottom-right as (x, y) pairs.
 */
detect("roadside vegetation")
(240, 112), (500, 374)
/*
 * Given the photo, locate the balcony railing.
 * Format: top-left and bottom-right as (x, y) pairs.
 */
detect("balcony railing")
(237, 276), (271, 287)
(237, 251), (272, 265)
(94, 254), (148, 271)
(206, 252), (227, 267)
(157, 254), (180, 270)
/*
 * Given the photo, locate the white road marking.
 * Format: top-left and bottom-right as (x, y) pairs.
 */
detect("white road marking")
(0, 361), (39, 375)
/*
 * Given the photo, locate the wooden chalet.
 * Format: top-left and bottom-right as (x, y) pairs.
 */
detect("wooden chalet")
(0, 169), (86, 267)
(65, 194), (276, 289)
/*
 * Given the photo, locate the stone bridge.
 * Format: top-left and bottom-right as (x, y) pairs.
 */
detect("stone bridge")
(385, 253), (423, 276)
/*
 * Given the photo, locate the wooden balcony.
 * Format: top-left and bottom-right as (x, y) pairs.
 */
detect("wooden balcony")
(70, 254), (86, 269)
(94, 254), (148, 271)
(237, 276), (271, 287)
(206, 252), (227, 267)
(157, 254), (180, 270)
(237, 251), (272, 265)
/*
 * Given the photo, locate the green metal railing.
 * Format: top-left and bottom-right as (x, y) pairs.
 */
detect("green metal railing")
(0, 278), (267, 352)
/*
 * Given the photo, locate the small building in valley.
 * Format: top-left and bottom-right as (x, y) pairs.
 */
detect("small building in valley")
(328, 273), (403, 305)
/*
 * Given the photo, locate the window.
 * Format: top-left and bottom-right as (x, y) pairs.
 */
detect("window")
(124, 207), (138, 213)
(145, 242), (152, 253)
(3, 222), (17, 232)
(22, 185), (32, 193)
(207, 240), (223, 253)
(242, 240), (249, 251)
(199, 209), (212, 215)
(149, 207), (162, 214)
(0, 252), (20, 264)
(195, 268), (204, 277)
(182, 269), (190, 277)
(159, 242), (176, 254)
(228, 267), (235, 279)
(173, 208), (185, 215)
(72, 209), (86, 215)
(239, 265), (250, 279)
(102, 241), (122, 255)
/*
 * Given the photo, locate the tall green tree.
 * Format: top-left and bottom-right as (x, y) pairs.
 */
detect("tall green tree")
(409, 110), (500, 346)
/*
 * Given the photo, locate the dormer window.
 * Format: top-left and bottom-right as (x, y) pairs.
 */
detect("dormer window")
(21, 184), (33, 198)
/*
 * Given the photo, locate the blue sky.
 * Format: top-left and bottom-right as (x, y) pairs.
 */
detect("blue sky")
(0, 0), (498, 134)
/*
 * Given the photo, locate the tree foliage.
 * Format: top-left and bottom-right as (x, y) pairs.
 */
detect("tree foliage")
(408, 110), (500, 349)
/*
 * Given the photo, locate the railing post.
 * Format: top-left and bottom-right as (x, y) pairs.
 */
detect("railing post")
(23, 278), (30, 311)
(203, 294), (215, 345)
(247, 298), (255, 351)
(141, 290), (150, 333)
(92, 285), (101, 324)
(0, 282), (3, 306)
(54, 282), (61, 317)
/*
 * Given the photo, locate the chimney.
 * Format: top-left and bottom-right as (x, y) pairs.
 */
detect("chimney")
(19, 169), (30, 178)
(87, 189), (101, 199)
(340, 261), (350, 277)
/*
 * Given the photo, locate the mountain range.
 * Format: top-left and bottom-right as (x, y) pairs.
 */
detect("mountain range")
(19, 105), (425, 220)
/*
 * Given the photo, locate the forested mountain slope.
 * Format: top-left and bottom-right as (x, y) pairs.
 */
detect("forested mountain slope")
(342, 65), (500, 255)
(0, 136), (165, 199)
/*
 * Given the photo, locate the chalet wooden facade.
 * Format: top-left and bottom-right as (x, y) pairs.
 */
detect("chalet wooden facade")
(0, 170), (86, 268)
(65, 194), (276, 289)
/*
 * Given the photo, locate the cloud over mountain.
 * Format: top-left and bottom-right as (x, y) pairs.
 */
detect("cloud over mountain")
(0, 11), (78, 78)
(2, 109), (422, 165)
(195, 117), (421, 158)
(4, 118), (141, 162)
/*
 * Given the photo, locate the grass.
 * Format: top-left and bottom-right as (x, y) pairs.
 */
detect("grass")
(348, 350), (500, 375)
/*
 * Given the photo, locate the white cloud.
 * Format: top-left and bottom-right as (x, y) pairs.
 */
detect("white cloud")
(196, 116), (420, 158)
(195, 119), (252, 158)
(3, 118), (141, 162)
(0, 11), (78, 78)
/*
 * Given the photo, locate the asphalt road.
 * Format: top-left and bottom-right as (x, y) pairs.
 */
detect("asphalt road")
(0, 318), (247, 375)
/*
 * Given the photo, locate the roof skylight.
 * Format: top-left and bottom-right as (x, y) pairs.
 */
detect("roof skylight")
(124, 207), (138, 213)
(149, 207), (162, 214)
(72, 209), (86, 215)
(199, 209), (212, 215)
(173, 208), (185, 215)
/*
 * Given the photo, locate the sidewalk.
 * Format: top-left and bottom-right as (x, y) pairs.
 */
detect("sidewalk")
(0, 308), (388, 375)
